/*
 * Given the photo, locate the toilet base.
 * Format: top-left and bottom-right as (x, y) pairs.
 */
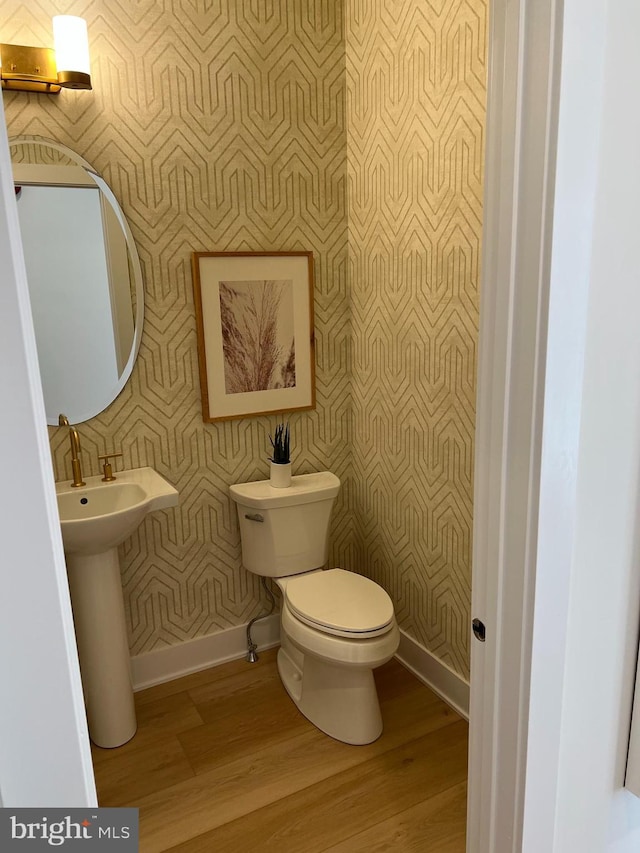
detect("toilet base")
(277, 637), (383, 745)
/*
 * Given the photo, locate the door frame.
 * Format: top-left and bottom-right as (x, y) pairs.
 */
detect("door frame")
(468, 0), (565, 848)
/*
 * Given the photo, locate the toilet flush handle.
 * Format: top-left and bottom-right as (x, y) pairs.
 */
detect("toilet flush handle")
(244, 513), (264, 523)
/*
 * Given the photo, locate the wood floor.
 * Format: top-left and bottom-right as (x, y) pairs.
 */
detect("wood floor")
(91, 648), (468, 852)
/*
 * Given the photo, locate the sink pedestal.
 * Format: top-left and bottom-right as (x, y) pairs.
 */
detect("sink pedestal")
(66, 548), (137, 748)
(56, 467), (179, 748)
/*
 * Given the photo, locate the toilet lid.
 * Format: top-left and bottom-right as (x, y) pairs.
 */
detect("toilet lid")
(284, 569), (394, 637)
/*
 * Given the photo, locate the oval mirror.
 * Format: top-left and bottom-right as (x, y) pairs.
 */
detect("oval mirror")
(9, 136), (144, 425)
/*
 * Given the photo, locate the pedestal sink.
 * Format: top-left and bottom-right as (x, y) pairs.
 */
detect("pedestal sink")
(56, 467), (178, 748)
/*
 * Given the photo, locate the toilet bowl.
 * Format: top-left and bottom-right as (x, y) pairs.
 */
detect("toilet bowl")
(230, 472), (400, 745)
(276, 569), (400, 744)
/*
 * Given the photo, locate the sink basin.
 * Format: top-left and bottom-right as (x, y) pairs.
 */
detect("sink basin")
(55, 466), (179, 749)
(56, 466), (178, 555)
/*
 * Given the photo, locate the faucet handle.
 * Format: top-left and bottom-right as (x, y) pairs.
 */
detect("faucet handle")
(98, 452), (123, 482)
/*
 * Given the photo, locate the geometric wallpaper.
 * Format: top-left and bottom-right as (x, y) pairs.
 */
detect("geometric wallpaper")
(1, 0), (486, 680)
(345, 0), (487, 679)
(1, 0), (352, 656)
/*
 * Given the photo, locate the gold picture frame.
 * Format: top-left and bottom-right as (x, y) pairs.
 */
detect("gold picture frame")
(191, 251), (316, 422)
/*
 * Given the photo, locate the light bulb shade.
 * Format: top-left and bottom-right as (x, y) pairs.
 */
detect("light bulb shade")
(53, 15), (91, 89)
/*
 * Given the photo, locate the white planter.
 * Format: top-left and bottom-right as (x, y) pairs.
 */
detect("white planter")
(270, 461), (292, 488)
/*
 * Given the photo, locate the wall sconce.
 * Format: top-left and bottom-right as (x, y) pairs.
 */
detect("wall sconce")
(0, 16), (91, 94)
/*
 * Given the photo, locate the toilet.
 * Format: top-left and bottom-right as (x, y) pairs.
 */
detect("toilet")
(229, 471), (399, 745)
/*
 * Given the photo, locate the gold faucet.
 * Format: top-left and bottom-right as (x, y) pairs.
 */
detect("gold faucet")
(58, 414), (86, 488)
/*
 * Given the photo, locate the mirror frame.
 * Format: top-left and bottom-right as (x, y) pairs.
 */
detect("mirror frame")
(10, 136), (145, 425)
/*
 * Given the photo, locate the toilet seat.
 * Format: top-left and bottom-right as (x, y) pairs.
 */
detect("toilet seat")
(284, 568), (395, 639)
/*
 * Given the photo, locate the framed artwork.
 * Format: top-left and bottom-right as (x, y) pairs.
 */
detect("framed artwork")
(191, 251), (316, 422)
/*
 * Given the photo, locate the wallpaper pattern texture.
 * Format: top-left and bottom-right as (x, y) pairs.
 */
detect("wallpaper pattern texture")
(2, 0), (352, 656)
(346, 0), (487, 678)
(2, 0), (486, 679)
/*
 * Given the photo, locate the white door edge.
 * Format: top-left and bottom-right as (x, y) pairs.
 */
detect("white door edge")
(0, 96), (96, 806)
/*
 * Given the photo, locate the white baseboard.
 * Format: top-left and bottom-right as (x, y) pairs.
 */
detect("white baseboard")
(395, 630), (470, 720)
(130, 614), (281, 691)
(130, 618), (470, 720)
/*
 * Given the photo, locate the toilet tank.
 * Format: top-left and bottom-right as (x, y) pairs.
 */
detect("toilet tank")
(229, 471), (340, 578)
